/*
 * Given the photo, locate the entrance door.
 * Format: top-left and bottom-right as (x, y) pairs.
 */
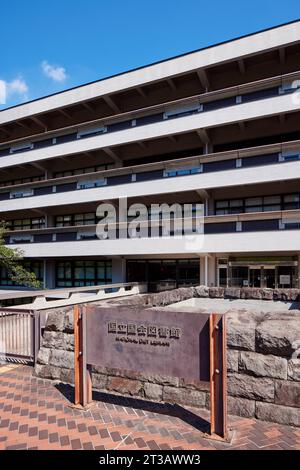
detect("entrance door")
(249, 268), (261, 287)
(263, 269), (276, 289)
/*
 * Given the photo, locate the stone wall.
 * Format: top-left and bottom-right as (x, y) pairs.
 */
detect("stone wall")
(35, 286), (300, 427)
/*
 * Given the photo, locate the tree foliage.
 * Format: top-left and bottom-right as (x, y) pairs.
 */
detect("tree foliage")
(0, 222), (41, 288)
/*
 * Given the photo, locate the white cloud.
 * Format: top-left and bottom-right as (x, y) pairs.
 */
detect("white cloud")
(0, 80), (6, 104)
(7, 77), (28, 95)
(0, 76), (29, 105)
(42, 60), (67, 82)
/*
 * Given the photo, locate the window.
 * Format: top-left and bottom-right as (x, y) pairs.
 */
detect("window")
(215, 193), (300, 215)
(55, 260), (112, 287)
(77, 126), (107, 139)
(0, 261), (43, 286)
(74, 213), (96, 226)
(77, 178), (106, 189)
(55, 213), (97, 227)
(164, 166), (202, 177)
(53, 164), (114, 179)
(55, 215), (73, 227)
(283, 194), (300, 210)
(7, 217), (45, 231)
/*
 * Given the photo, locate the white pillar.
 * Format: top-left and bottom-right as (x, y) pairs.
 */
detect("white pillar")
(205, 255), (208, 286)
(208, 254), (216, 287)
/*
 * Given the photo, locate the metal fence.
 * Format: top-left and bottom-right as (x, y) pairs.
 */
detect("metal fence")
(0, 309), (39, 364)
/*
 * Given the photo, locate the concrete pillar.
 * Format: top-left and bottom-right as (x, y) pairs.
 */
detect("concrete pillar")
(298, 254), (300, 288)
(207, 255), (216, 287)
(112, 258), (126, 284)
(199, 257), (206, 285)
(204, 256), (209, 286)
(44, 259), (56, 289)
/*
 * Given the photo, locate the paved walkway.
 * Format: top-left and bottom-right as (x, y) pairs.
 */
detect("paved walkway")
(0, 365), (300, 450)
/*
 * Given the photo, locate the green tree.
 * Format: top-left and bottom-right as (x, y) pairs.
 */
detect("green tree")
(0, 222), (41, 288)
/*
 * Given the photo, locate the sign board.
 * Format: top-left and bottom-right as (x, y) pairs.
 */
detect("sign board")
(279, 275), (291, 285)
(74, 304), (227, 439)
(85, 305), (210, 382)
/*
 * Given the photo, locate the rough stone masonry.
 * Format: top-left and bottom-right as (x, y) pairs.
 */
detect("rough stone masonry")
(35, 286), (300, 427)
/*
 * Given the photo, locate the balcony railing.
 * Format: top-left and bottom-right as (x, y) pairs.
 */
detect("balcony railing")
(1, 69), (300, 159)
(4, 210), (300, 246)
(0, 139), (300, 205)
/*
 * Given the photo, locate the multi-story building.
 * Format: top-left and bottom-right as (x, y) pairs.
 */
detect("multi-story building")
(1, 20), (300, 292)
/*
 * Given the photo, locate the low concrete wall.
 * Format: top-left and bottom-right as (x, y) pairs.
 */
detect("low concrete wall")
(35, 287), (300, 427)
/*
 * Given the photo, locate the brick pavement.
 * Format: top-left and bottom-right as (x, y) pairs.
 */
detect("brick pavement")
(0, 364), (300, 450)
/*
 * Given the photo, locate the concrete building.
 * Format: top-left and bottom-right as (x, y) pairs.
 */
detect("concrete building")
(1, 20), (300, 291)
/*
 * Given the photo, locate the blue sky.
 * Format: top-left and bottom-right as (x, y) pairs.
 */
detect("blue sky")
(1, 0), (300, 109)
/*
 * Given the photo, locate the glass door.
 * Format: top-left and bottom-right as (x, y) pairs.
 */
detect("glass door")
(263, 268), (276, 289)
(249, 268), (261, 288)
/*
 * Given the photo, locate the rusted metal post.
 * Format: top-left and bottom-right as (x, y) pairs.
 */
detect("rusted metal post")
(74, 305), (92, 407)
(209, 313), (227, 439)
(74, 305), (82, 405)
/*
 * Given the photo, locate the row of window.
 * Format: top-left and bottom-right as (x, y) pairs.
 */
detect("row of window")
(0, 83), (294, 160)
(215, 193), (300, 215)
(0, 260), (112, 287)
(126, 259), (200, 292)
(53, 163), (114, 179)
(6, 217), (46, 231)
(1, 149), (300, 202)
(56, 260), (112, 287)
(0, 175), (44, 188)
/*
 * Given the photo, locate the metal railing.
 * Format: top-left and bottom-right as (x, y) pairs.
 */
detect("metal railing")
(0, 309), (39, 364)
(1, 68), (300, 151)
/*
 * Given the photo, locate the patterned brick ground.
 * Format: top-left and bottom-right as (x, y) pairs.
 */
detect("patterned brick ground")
(0, 364), (300, 450)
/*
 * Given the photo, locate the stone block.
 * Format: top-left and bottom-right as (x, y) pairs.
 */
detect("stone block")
(275, 381), (300, 408)
(143, 383), (163, 401)
(288, 359), (300, 381)
(239, 351), (287, 379)
(46, 310), (65, 332)
(163, 386), (206, 408)
(227, 350), (239, 372)
(60, 368), (75, 385)
(34, 364), (61, 380)
(240, 288), (262, 300)
(224, 288), (241, 299)
(179, 378), (210, 391)
(208, 287), (224, 298)
(261, 289), (274, 300)
(256, 318), (300, 357)
(64, 309), (74, 333)
(91, 373), (107, 390)
(194, 285), (209, 298)
(256, 402), (300, 427)
(37, 347), (50, 365)
(228, 373), (274, 402)
(227, 396), (255, 418)
(107, 377), (143, 397)
(42, 331), (74, 351)
(49, 349), (74, 369)
(227, 320), (256, 351)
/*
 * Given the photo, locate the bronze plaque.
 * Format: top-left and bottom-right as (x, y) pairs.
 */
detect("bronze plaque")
(84, 305), (210, 382)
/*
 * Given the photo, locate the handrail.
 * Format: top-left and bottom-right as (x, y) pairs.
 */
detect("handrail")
(0, 68), (299, 150)
(4, 209), (300, 237)
(1, 136), (300, 194)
